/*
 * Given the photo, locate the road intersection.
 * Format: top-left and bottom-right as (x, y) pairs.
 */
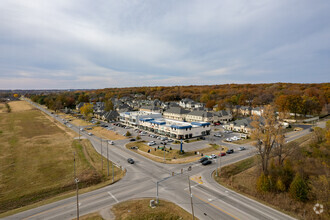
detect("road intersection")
(8, 99), (307, 220)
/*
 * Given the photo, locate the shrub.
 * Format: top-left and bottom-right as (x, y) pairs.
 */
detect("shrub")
(289, 173), (309, 202)
(169, 147), (172, 150)
(257, 173), (271, 192)
(126, 131), (131, 137)
(276, 179), (286, 192)
(136, 135), (141, 140)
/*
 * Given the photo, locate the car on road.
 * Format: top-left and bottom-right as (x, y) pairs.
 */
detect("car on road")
(88, 132), (93, 136)
(129, 138), (136, 142)
(108, 140), (114, 145)
(225, 138), (232, 142)
(202, 160), (212, 165)
(80, 128), (84, 131)
(214, 133), (222, 137)
(226, 149), (234, 154)
(218, 152), (226, 157)
(127, 158), (135, 164)
(199, 157), (209, 163)
(238, 146), (246, 151)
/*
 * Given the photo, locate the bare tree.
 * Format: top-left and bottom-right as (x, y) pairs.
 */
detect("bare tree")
(251, 105), (284, 175)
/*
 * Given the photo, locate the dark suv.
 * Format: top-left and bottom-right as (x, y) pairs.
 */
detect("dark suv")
(127, 158), (135, 164)
(199, 157), (209, 163)
(226, 149), (234, 154)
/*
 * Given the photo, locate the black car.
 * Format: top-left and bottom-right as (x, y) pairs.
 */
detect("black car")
(199, 157), (209, 163)
(202, 160), (212, 166)
(226, 149), (234, 154)
(130, 138), (136, 141)
(160, 141), (167, 145)
(127, 158), (135, 164)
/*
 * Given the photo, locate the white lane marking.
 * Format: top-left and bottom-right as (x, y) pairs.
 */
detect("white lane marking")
(184, 184), (199, 190)
(79, 202), (81, 207)
(108, 191), (119, 203)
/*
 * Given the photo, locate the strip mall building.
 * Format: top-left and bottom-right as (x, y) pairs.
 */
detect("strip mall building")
(120, 111), (211, 139)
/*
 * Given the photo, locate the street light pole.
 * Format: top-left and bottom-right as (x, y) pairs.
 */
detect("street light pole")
(107, 140), (109, 176)
(74, 152), (79, 220)
(188, 175), (195, 220)
(78, 125), (80, 141)
(163, 145), (166, 163)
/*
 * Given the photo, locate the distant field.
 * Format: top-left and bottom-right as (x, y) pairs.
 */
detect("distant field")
(0, 103), (6, 113)
(0, 101), (124, 214)
(91, 127), (127, 140)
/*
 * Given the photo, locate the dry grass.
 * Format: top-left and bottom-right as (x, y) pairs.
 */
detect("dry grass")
(91, 127), (127, 140)
(111, 198), (197, 220)
(0, 101), (124, 215)
(213, 149), (328, 219)
(7, 100), (35, 112)
(0, 103), (6, 113)
(126, 142), (227, 164)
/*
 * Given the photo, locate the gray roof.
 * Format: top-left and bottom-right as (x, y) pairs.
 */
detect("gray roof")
(232, 118), (253, 128)
(188, 110), (213, 117)
(164, 107), (190, 115)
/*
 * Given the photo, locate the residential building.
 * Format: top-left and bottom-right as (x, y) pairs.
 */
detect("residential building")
(163, 107), (190, 121)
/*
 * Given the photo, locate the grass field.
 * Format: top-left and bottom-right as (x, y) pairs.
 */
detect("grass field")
(126, 141), (227, 163)
(0, 101), (124, 215)
(91, 127), (127, 140)
(111, 199), (197, 220)
(0, 103), (6, 113)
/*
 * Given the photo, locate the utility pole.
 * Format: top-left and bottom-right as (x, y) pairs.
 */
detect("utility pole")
(156, 181), (159, 204)
(101, 138), (103, 170)
(107, 140), (109, 176)
(219, 152), (222, 176)
(112, 160), (114, 183)
(78, 125), (80, 141)
(74, 152), (79, 220)
(163, 145), (166, 163)
(188, 175), (195, 220)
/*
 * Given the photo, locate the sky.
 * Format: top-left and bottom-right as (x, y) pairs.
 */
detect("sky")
(0, 0), (329, 89)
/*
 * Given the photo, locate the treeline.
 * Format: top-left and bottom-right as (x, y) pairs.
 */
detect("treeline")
(26, 83), (329, 114)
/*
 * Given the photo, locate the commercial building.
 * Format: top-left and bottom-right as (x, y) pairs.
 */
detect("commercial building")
(120, 111), (211, 139)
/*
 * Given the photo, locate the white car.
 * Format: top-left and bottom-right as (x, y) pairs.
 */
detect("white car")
(88, 132), (93, 136)
(211, 154), (217, 159)
(80, 128), (84, 131)
(108, 140), (114, 145)
(148, 142), (156, 146)
(225, 138), (232, 142)
(238, 146), (246, 151)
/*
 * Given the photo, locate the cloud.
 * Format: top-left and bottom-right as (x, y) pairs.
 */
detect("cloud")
(0, 0), (329, 89)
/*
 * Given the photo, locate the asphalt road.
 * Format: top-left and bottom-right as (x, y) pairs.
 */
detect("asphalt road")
(7, 99), (308, 220)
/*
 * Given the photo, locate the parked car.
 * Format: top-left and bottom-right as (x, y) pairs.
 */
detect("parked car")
(160, 141), (167, 145)
(199, 157), (209, 163)
(127, 158), (135, 164)
(214, 133), (222, 137)
(129, 138), (136, 142)
(108, 140), (114, 145)
(147, 142), (156, 146)
(202, 160), (212, 165)
(226, 149), (234, 154)
(80, 128), (84, 131)
(211, 154), (217, 159)
(88, 132), (93, 136)
(238, 146), (246, 151)
(167, 139), (174, 142)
